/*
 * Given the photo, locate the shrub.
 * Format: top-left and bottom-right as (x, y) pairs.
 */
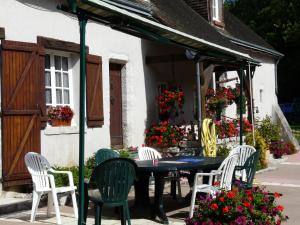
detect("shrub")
(185, 186), (288, 225)
(216, 145), (231, 157)
(246, 130), (268, 169)
(257, 116), (281, 143)
(53, 154), (95, 188)
(117, 147), (137, 159)
(269, 140), (290, 158)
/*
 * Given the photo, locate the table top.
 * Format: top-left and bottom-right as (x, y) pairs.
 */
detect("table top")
(135, 156), (224, 173)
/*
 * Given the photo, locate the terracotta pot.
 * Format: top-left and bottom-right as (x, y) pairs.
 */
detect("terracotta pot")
(51, 119), (71, 127)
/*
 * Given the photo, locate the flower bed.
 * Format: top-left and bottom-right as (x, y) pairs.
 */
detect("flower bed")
(185, 186), (288, 225)
(215, 118), (252, 139)
(144, 121), (185, 148)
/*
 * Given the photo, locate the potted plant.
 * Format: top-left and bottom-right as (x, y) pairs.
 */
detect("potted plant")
(47, 105), (74, 126)
(185, 186), (288, 225)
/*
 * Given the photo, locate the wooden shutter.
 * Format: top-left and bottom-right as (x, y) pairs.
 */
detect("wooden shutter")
(1, 40), (45, 187)
(86, 54), (104, 127)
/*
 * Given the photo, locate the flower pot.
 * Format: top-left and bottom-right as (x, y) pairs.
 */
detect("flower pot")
(51, 119), (71, 127)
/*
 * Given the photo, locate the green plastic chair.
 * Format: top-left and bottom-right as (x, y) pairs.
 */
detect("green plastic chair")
(84, 148), (120, 222)
(95, 148), (120, 165)
(234, 150), (260, 189)
(85, 158), (137, 225)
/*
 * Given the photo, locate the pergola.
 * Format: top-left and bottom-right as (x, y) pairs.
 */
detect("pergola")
(60, 1), (260, 224)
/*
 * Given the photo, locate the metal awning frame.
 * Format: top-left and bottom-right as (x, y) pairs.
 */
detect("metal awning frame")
(61, 1), (259, 224)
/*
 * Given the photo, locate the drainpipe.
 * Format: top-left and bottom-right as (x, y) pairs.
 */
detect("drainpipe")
(238, 69), (244, 145)
(196, 61), (202, 147)
(78, 11), (87, 225)
(248, 63), (256, 146)
(275, 56), (282, 96)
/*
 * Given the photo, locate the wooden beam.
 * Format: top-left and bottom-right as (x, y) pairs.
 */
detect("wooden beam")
(145, 54), (188, 64)
(0, 27), (5, 39)
(37, 36), (89, 54)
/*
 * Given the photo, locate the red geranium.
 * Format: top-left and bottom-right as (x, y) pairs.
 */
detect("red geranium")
(185, 186), (288, 225)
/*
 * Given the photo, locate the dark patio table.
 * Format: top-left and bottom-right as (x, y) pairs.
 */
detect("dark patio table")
(134, 156), (224, 224)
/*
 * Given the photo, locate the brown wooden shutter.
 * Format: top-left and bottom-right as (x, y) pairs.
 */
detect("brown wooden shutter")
(86, 54), (104, 127)
(1, 40), (45, 187)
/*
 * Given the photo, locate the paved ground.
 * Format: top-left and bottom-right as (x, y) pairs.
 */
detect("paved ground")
(1, 152), (300, 225)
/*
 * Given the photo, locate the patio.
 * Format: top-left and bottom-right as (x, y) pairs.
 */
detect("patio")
(0, 181), (192, 225)
(1, 151), (300, 225)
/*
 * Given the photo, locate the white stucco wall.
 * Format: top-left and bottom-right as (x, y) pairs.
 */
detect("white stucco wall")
(0, 0), (279, 171)
(0, 0), (148, 167)
(225, 52), (277, 121)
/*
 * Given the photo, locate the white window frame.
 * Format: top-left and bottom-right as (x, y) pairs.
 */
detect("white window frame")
(45, 51), (74, 109)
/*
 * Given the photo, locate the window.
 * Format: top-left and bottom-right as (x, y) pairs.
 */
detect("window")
(212, 0), (223, 21)
(45, 53), (72, 106)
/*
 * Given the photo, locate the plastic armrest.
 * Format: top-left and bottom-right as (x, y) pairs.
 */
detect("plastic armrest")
(49, 169), (75, 187)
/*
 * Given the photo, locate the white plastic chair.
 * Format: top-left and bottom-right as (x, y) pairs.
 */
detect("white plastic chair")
(138, 146), (162, 160)
(138, 146), (182, 199)
(24, 152), (78, 224)
(189, 153), (239, 218)
(229, 145), (256, 180)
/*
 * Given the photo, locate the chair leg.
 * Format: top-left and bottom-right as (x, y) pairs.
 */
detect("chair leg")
(95, 204), (102, 225)
(83, 199), (89, 223)
(71, 190), (78, 218)
(125, 202), (131, 225)
(177, 178), (183, 201)
(47, 192), (53, 217)
(51, 189), (62, 225)
(189, 188), (197, 218)
(30, 191), (41, 222)
(121, 206), (126, 225)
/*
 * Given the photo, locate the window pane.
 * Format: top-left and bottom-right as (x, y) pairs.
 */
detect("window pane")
(62, 57), (68, 71)
(55, 72), (62, 87)
(56, 89), (62, 104)
(63, 73), (69, 88)
(45, 54), (50, 69)
(54, 56), (61, 70)
(45, 71), (51, 86)
(46, 89), (52, 104)
(64, 90), (70, 104)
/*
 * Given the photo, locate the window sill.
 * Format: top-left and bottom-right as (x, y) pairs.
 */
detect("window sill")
(44, 125), (79, 135)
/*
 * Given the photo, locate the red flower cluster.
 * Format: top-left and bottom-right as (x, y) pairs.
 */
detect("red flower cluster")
(269, 140), (291, 158)
(214, 118), (252, 138)
(47, 105), (74, 121)
(185, 186), (288, 225)
(157, 86), (184, 120)
(144, 121), (186, 148)
(205, 85), (247, 118)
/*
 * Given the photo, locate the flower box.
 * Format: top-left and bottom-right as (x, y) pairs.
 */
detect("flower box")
(47, 105), (74, 127)
(50, 119), (71, 127)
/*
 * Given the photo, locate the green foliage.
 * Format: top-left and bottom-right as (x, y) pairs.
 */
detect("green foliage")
(225, 0), (300, 103)
(53, 154), (96, 188)
(216, 145), (231, 157)
(246, 130), (269, 169)
(257, 116), (281, 143)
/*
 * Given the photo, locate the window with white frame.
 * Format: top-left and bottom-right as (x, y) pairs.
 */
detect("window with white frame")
(212, 0), (223, 21)
(45, 53), (72, 106)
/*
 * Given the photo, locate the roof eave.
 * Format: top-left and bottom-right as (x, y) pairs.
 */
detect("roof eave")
(68, 0), (254, 62)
